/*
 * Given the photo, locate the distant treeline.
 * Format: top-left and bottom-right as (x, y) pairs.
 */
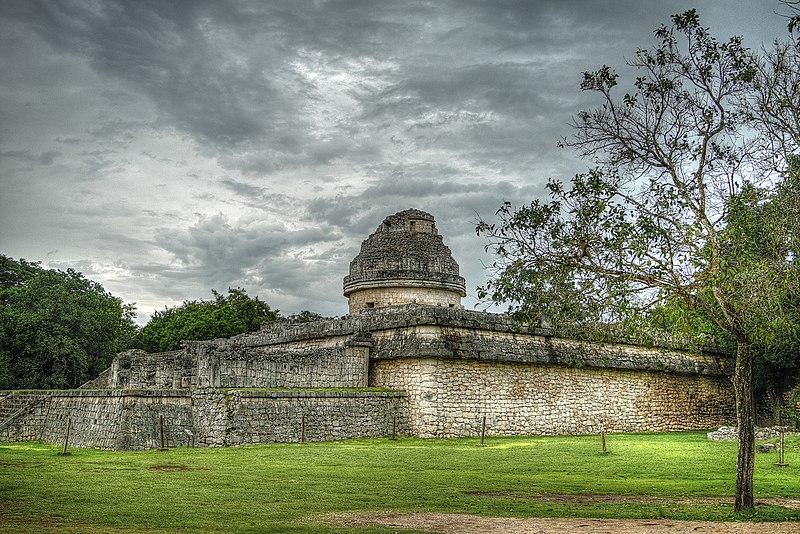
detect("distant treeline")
(0, 255), (321, 390)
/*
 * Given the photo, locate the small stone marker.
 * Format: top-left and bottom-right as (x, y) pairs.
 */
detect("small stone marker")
(183, 427), (195, 448)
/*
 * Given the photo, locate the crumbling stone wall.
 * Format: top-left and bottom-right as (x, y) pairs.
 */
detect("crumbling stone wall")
(189, 325), (369, 388)
(2, 304), (736, 449)
(85, 349), (195, 389)
(97, 320), (371, 390)
(193, 389), (407, 446)
(0, 392), (50, 442)
(1, 389), (406, 450)
(37, 390), (194, 450)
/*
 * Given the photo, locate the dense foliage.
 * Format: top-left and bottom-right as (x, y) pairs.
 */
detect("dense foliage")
(0, 253), (298, 386)
(719, 159), (800, 401)
(478, 7), (800, 510)
(0, 255), (137, 389)
(645, 158), (800, 410)
(134, 287), (278, 352)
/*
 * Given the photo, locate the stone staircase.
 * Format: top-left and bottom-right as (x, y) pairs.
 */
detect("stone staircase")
(0, 391), (50, 432)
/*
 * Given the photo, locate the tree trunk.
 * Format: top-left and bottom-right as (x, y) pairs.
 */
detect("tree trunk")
(733, 341), (755, 511)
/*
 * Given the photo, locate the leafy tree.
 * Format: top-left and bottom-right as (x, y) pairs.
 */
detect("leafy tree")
(283, 310), (326, 323)
(478, 10), (799, 511)
(751, 1), (800, 172)
(0, 255), (137, 389)
(649, 158), (800, 414)
(135, 287), (278, 352)
(719, 157), (800, 400)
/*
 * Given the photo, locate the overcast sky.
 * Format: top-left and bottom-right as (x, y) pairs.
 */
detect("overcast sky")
(0, 1), (793, 323)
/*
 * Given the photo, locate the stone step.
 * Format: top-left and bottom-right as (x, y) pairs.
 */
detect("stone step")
(0, 392), (49, 426)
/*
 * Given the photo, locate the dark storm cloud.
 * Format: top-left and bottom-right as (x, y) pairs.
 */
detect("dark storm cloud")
(0, 0), (789, 320)
(305, 170), (542, 235)
(0, 150), (61, 166)
(2, 0), (594, 178)
(9, 1), (295, 159)
(150, 212), (344, 302)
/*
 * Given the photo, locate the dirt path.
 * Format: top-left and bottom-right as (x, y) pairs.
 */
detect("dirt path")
(331, 512), (800, 533)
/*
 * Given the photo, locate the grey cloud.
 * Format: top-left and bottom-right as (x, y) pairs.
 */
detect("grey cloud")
(372, 62), (557, 117)
(152, 212), (342, 295)
(1, 0), (787, 322)
(306, 172), (542, 234)
(0, 150), (62, 166)
(217, 177), (301, 214)
(10, 1), (296, 155)
(55, 137), (83, 145)
(219, 178), (270, 199)
(87, 120), (152, 147)
(1, 0), (603, 178)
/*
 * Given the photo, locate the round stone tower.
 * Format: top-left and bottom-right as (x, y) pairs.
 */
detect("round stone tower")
(343, 208), (466, 314)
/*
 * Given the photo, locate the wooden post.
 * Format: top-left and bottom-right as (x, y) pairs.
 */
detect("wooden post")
(599, 422), (607, 453)
(480, 415), (486, 446)
(58, 418), (72, 456)
(775, 430), (788, 467)
(300, 413), (306, 444)
(158, 414), (168, 451)
(391, 414), (397, 440)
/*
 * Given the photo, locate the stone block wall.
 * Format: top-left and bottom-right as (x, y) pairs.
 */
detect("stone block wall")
(366, 315), (728, 377)
(195, 339), (369, 388)
(96, 319), (372, 391)
(191, 336), (369, 389)
(194, 389), (407, 446)
(371, 358), (733, 437)
(36, 390), (194, 450)
(364, 306), (734, 438)
(178, 313), (367, 391)
(125, 351), (194, 389)
(1, 389), (406, 450)
(2, 304), (737, 449)
(0, 392), (50, 442)
(348, 286), (462, 314)
(94, 350), (195, 389)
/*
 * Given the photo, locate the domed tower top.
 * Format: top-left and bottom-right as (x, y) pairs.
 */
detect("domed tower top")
(343, 209), (466, 314)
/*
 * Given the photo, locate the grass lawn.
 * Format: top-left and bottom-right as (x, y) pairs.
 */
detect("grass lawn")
(1, 431), (798, 533)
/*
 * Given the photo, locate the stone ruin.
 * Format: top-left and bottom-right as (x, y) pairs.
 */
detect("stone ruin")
(344, 208), (466, 313)
(0, 208), (735, 450)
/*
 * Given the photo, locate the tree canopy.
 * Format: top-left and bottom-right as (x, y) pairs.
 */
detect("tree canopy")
(0, 255), (137, 389)
(1, 253), (295, 386)
(478, 7), (799, 511)
(134, 287), (279, 352)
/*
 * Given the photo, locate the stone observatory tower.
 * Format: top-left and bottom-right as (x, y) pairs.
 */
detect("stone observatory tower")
(343, 208), (467, 314)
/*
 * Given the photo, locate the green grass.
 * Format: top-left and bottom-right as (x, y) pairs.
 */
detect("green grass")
(1, 432), (799, 533)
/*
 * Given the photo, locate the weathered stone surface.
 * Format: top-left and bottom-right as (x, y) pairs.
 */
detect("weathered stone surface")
(707, 426), (796, 441)
(0, 208), (741, 450)
(1, 389), (406, 450)
(371, 357), (733, 438)
(343, 209), (466, 314)
(90, 305), (731, 392)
